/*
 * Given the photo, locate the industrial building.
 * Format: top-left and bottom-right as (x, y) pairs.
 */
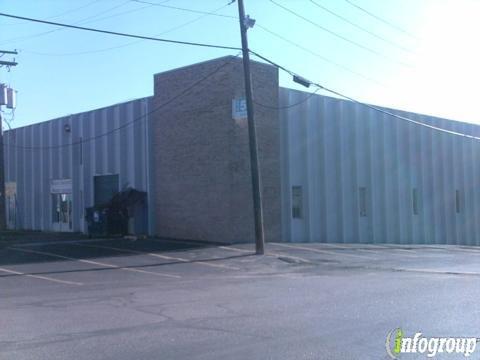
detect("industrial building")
(5, 55), (480, 245)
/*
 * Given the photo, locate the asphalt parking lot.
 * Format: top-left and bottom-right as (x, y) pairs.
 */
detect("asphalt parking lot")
(2, 236), (480, 359)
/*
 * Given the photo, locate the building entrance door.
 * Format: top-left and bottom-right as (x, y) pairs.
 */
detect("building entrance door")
(52, 193), (72, 232)
(51, 179), (73, 232)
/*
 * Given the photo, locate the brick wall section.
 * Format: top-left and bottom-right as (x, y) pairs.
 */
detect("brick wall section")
(151, 56), (280, 243)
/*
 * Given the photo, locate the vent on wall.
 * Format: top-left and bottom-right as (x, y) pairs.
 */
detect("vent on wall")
(412, 188), (419, 215)
(456, 190), (462, 214)
(292, 186), (303, 219)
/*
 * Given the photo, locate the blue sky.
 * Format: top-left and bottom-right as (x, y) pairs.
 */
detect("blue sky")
(1, 0), (479, 128)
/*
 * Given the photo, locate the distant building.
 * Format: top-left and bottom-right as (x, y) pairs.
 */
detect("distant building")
(5, 56), (480, 245)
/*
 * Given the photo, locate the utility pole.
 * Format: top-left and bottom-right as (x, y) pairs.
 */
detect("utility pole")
(236, 0), (265, 255)
(0, 49), (18, 231)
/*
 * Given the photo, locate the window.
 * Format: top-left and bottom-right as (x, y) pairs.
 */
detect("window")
(412, 188), (419, 215)
(291, 186), (303, 219)
(456, 190), (462, 214)
(359, 187), (367, 217)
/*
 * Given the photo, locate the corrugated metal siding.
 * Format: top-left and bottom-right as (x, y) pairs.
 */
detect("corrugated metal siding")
(4, 97), (154, 234)
(280, 88), (480, 244)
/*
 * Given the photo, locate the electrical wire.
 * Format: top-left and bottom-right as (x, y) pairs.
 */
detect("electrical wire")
(0, 0), (103, 25)
(0, 1), (134, 45)
(14, 0), (388, 88)
(249, 49), (480, 141)
(254, 88), (321, 110)
(255, 24), (384, 87)
(43, 0), (107, 20)
(0, 12), (241, 51)
(129, 0), (237, 19)
(309, 0), (413, 54)
(124, 1), (386, 87)
(344, 0), (419, 40)
(4, 54), (240, 150)
(21, 2), (233, 57)
(268, 0), (412, 68)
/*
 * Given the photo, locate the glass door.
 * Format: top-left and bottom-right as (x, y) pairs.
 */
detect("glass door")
(52, 193), (73, 232)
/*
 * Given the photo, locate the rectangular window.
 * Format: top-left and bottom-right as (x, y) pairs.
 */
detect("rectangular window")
(412, 188), (419, 215)
(291, 186), (303, 219)
(456, 190), (461, 214)
(359, 187), (367, 217)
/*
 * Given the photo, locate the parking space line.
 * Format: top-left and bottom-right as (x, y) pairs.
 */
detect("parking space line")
(74, 243), (240, 271)
(12, 238), (115, 248)
(150, 238), (219, 247)
(271, 243), (377, 259)
(219, 246), (252, 253)
(220, 245), (312, 263)
(8, 247), (180, 279)
(392, 267), (480, 276)
(448, 247), (480, 254)
(0, 267), (83, 286)
(316, 243), (355, 249)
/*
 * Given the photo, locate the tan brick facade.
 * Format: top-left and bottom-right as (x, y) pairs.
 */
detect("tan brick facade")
(151, 56), (281, 243)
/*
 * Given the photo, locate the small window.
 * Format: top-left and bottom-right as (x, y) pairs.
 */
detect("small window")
(359, 187), (367, 217)
(412, 188), (419, 215)
(291, 186), (303, 219)
(456, 190), (462, 214)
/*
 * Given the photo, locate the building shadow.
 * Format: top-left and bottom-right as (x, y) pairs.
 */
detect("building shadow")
(0, 231), (253, 272)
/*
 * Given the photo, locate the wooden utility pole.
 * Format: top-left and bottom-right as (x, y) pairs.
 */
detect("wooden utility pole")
(0, 49), (18, 230)
(236, 0), (265, 255)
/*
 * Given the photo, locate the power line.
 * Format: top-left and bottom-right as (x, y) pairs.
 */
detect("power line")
(127, 0), (385, 86)
(253, 88), (321, 110)
(344, 0), (419, 40)
(5, 54), (240, 150)
(255, 24), (384, 87)
(0, 1), (176, 46)
(0, 1), (134, 45)
(0, 12), (241, 51)
(25, 0), (388, 87)
(309, 0), (414, 54)
(43, 0), (106, 20)
(129, 0), (237, 19)
(249, 50), (480, 141)
(268, 0), (411, 68)
(132, 0), (382, 85)
(0, 0), (103, 25)
(21, 2), (233, 57)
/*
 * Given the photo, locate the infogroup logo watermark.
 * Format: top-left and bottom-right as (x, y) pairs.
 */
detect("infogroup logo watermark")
(385, 328), (478, 358)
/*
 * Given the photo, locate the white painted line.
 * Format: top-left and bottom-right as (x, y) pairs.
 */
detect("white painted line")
(317, 243), (355, 249)
(148, 238), (217, 247)
(75, 243), (240, 271)
(318, 243), (389, 249)
(13, 238), (116, 247)
(8, 247), (180, 279)
(0, 267), (83, 286)
(219, 246), (252, 253)
(267, 252), (313, 263)
(272, 243), (376, 260)
(393, 267), (480, 276)
(448, 247), (480, 254)
(357, 249), (382, 255)
(219, 245), (312, 263)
